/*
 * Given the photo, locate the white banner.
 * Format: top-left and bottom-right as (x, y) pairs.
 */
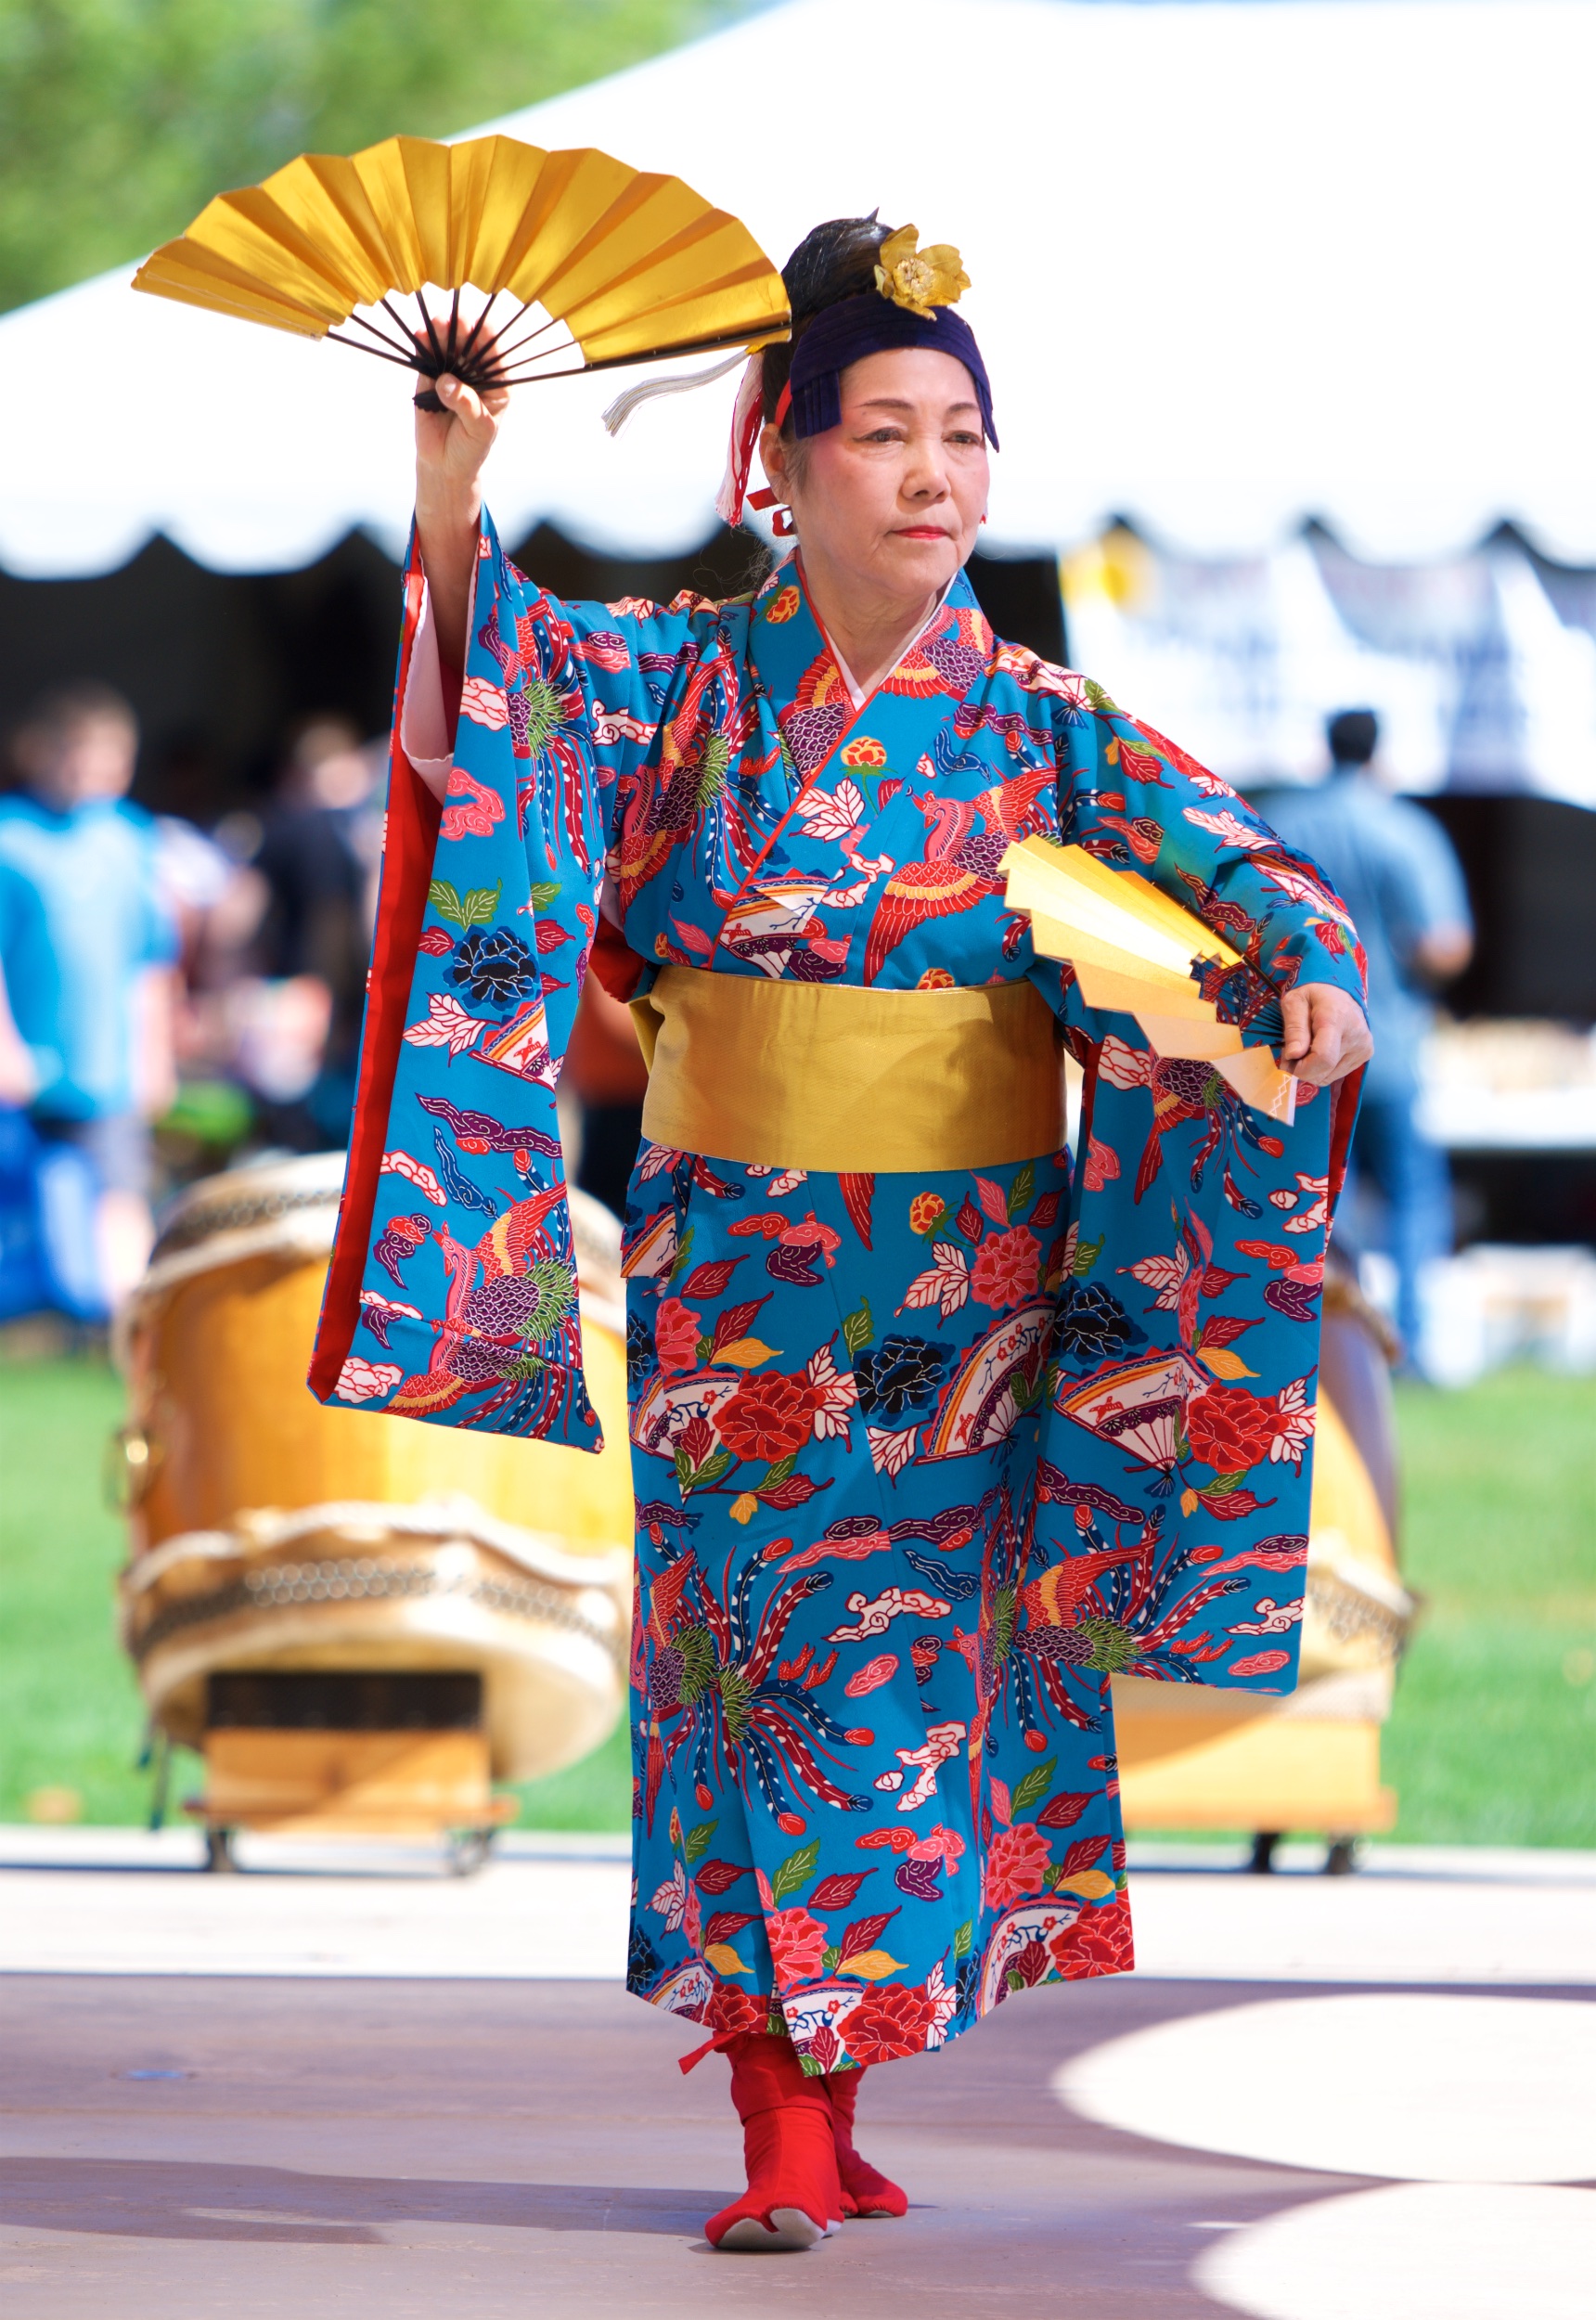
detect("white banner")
(1062, 533), (1596, 810)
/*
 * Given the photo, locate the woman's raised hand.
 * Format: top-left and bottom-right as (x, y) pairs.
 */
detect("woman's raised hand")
(417, 374), (509, 509)
(415, 373), (511, 671)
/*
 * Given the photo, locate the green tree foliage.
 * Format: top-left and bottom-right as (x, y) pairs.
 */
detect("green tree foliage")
(0, 0), (745, 314)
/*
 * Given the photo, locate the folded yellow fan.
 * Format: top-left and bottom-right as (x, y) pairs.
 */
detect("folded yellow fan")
(1000, 836), (1296, 1122)
(133, 135), (791, 408)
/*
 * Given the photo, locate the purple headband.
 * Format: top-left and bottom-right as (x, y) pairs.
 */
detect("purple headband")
(781, 292), (999, 449)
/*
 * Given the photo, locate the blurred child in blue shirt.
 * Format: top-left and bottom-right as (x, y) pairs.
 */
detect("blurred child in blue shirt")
(0, 682), (176, 1312)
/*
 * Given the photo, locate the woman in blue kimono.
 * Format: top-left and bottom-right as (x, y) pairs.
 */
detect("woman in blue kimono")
(312, 215), (1371, 2252)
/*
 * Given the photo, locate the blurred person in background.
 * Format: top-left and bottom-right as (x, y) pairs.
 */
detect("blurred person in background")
(1265, 707), (1474, 1369)
(0, 681), (176, 1313)
(225, 715), (382, 1149)
(152, 806), (237, 1076)
(135, 802), (264, 1180)
(153, 810), (236, 974)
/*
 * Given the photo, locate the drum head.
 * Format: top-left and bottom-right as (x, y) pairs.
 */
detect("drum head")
(154, 1148), (346, 1261)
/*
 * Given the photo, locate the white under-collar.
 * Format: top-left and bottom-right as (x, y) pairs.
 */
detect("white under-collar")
(804, 570), (954, 711)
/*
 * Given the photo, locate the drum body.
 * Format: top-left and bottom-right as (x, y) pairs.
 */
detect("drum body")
(116, 1154), (633, 1792)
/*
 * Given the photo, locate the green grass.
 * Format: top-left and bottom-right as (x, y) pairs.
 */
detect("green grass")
(2, 1357), (1591, 1843)
(0, 1357), (185, 1825)
(507, 1722), (631, 1834)
(1382, 1368), (1596, 1847)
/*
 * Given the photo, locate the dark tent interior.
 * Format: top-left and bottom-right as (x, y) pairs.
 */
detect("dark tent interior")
(2, 525), (1591, 1244)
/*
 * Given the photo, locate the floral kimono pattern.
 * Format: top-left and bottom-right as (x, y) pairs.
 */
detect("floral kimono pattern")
(314, 515), (1366, 2070)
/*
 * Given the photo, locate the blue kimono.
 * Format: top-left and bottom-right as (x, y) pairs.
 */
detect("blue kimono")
(314, 517), (1365, 2070)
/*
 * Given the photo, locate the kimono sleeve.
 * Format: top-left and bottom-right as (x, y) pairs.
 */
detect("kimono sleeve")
(1029, 680), (1368, 1697)
(308, 512), (625, 1445)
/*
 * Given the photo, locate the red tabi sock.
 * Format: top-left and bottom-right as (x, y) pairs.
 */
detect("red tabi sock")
(703, 2031), (843, 2252)
(825, 2065), (908, 2219)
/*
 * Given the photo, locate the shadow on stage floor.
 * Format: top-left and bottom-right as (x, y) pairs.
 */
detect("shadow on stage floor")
(0, 2155), (722, 2243)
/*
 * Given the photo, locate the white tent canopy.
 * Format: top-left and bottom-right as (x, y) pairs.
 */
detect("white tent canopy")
(2, 0), (1594, 581)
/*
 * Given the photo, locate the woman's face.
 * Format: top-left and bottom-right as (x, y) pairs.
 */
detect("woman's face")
(759, 346), (990, 604)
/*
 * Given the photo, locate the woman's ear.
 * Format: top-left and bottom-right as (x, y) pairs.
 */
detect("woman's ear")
(757, 420), (791, 500)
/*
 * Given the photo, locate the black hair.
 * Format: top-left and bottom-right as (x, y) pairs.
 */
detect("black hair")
(1327, 707), (1379, 767)
(19, 678), (137, 739)
(761, 213), (895, 433)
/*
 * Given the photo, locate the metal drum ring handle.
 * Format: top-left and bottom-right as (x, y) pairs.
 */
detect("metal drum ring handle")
(105, 1425), (161, 1512)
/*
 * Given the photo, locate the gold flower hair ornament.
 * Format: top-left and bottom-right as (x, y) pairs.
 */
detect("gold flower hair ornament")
(874, 225), (971, 318)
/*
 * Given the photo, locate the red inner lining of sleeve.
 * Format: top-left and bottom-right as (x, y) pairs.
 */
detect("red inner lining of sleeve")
(588, 910), (649, 1005)
(1326, 1061), (1364, 1216)
(309, 573), (442, 1398)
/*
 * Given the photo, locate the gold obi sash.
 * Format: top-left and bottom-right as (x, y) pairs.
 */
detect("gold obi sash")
(630, 966), (1064, 1174)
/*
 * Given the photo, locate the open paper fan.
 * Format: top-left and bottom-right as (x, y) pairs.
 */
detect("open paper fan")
(132, 135), (790, 407)
(1001, 838), (1298, 1121)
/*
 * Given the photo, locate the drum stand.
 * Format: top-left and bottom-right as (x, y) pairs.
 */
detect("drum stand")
(1248, 1831), (1363, 1876)
(196, 1814), (510, 1875)
(185, 1669), (518, 1873)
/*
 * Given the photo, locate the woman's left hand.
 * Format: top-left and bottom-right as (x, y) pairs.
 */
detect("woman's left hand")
(1279, 984), (1372, 1086)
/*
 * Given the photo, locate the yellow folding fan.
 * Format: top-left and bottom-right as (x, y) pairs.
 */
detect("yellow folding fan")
(133, 135), (790, 408)
(1001, 838), (1297, 1120)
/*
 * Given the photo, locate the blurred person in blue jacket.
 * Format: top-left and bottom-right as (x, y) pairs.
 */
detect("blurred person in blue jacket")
(1265, 708), (1473, 1368)
(0, 682), (177, 1313)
